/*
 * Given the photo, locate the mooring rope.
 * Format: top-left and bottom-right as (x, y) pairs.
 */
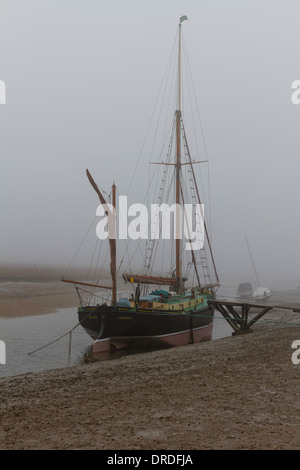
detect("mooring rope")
(27, 308), (97, 357)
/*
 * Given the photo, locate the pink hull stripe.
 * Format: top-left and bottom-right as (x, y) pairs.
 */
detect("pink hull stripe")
(92, 323), (213, 353)
(158, 323), (213, 347)
(92, 338), (111, 354)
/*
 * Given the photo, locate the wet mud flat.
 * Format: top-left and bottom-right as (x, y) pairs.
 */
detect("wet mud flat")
(0, 264), (104, 318)
(0, 318), (299, 450)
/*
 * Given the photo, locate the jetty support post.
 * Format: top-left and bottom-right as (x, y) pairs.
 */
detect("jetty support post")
(208, 300), (273, 335)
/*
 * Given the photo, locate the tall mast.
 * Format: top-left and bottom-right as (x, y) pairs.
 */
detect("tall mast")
(245, 235), (260, 288)
(178, 18), (182, 112)
(111, 182), (117, 304)
(175, 16), (187, 292)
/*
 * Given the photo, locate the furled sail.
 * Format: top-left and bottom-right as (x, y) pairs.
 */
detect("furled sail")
(123, 273), (178, 286)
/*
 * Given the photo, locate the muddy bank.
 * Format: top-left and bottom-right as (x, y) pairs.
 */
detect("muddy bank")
(0, 281), (78, 317)
(0, 264), (110, 318)
(0, 323), (299, 450)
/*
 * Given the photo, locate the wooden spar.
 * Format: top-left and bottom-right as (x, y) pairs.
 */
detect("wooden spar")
(86, 169), (117, 304)
(86, 169), (107, 207)
(178, 19), (182, 112)
(61, 278), (113, 290)
(150, 161), (207, 166)
(175, 21), (182, 292)
(123, 273), (219, 289)
(176, 109), (181, 291)
(111, 182), (117, 304)
(123, 273), (177, 286)
(180, 185), (201, 287)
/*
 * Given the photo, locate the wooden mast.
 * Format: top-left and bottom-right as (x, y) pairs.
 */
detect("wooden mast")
(175, 17), (185, 293)
(111, 182), (117, 305)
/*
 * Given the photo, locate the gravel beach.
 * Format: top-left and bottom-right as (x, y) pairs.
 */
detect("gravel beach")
(0, 321), (299, 450)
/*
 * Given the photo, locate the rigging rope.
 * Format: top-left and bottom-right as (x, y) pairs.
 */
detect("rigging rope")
(27, 307), (97, 357)
(126, 29), (178, 197)
(62, 215), (97, 279)
(182, 31), (213, 239)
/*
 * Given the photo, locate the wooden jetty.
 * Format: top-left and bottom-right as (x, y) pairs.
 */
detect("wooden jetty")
(208, 298), (300, 335)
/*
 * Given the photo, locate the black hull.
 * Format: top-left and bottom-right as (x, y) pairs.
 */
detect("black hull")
(78, 305), (214, 352)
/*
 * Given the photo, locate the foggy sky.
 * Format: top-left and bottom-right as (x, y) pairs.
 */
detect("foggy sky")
(0, 0), (299, 289)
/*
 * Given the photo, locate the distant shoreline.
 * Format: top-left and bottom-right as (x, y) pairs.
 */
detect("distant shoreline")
(0, 264), (110, 318)
(0, 281), (78, 318)
(1, 263), (300, 319)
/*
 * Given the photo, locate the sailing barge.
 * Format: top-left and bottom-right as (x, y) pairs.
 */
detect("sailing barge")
(62, 17), (220, 353)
